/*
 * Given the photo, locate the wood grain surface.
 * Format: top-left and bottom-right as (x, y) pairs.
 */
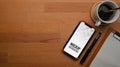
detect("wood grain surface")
(0, 0), (120, 67)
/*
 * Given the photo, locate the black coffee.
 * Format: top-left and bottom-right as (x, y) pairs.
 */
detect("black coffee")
(98, 4), (114, 21)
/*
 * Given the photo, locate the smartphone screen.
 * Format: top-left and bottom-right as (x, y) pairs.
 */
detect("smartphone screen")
(64, 21), (95, 59)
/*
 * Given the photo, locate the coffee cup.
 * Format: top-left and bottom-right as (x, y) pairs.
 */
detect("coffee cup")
(91, 1), (120, 26)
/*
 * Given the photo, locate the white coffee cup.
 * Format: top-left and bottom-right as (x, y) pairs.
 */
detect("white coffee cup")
(91, 1), (120, 26)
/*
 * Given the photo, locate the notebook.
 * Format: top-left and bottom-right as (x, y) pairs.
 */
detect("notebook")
(90, 32), (120, 67)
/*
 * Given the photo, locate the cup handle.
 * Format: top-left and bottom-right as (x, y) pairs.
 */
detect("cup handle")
(95, 20), (101, 26)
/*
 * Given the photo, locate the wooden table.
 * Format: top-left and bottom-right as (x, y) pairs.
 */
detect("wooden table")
(0, 0), (120, 67)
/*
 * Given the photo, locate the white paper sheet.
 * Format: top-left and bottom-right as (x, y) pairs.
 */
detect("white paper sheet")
(90, 32), (120, 67)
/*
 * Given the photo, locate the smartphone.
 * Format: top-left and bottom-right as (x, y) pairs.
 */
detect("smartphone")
(63, 21), (95, 59)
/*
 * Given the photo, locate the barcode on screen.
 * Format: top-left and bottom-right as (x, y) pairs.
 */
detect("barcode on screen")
(69, 42), (80, 53)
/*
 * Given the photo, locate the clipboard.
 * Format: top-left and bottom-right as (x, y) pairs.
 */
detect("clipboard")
(90, 28), (120, 67)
